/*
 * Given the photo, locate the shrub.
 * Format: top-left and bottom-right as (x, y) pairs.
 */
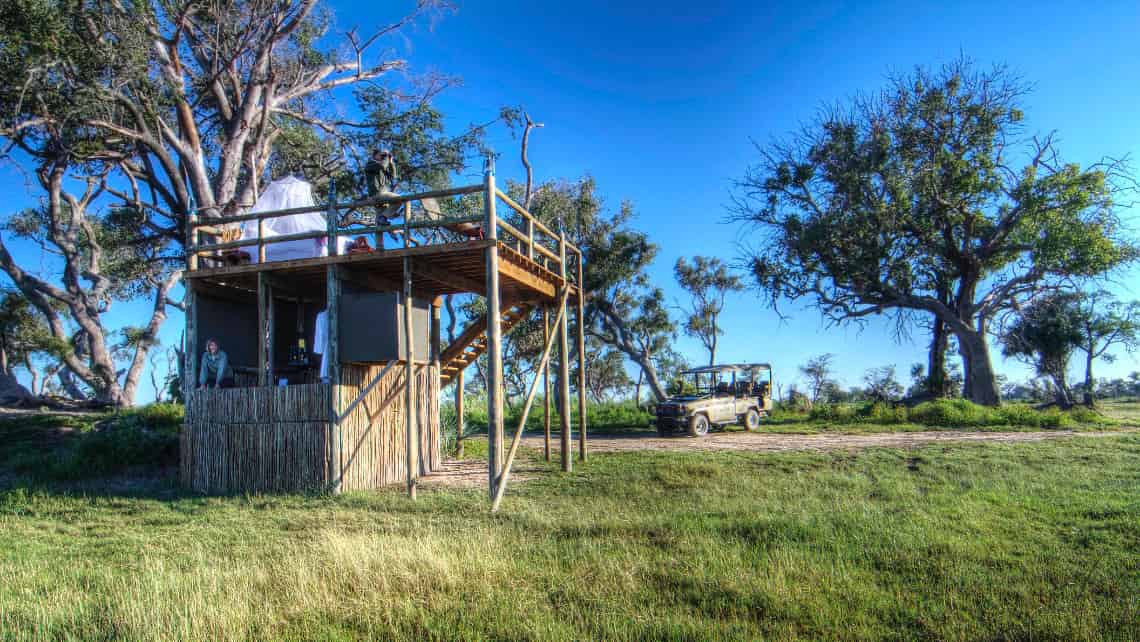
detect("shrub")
(806, 398), (1109, 429)
(10, 403), (183, 482)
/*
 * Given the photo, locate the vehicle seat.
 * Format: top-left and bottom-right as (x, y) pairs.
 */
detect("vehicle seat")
(716, 382), (730, 396)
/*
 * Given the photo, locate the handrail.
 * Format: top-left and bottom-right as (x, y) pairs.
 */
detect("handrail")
(185, 178), (583, 284)
(191, 184), (485, 230)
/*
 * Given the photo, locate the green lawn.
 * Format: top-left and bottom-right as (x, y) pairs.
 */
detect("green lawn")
(2, 418), (1138, 640)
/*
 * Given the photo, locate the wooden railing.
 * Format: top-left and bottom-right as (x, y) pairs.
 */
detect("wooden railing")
(186, 172), (583, 287)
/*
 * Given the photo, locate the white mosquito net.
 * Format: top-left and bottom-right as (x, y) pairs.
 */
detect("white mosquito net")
(240, 176), (347, 262)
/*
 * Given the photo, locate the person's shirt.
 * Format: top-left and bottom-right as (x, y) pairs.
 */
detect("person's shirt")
(364, 158), (398, 195)
(199, 350), (231, 386)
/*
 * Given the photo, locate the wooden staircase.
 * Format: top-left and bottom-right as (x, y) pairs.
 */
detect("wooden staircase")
(439, 303), (534, 387)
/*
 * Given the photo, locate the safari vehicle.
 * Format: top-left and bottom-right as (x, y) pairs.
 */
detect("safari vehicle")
(653, 364), (773, 437)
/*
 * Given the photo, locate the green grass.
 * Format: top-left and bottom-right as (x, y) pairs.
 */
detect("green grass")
(2, 414), (1139, 640)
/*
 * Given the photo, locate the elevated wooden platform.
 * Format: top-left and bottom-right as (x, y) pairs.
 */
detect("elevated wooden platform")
(186, 239), (575, 305)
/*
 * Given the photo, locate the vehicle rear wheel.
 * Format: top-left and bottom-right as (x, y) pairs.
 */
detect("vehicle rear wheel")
(687, 414), (710, 437)
(744, 408), (761, 431)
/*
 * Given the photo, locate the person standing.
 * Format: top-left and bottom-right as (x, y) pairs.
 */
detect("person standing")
(198, 338), (235, 389)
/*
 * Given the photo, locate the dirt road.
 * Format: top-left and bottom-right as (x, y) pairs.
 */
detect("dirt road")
(520, 428), (1136, 454)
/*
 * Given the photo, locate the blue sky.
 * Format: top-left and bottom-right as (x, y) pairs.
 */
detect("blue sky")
(3, 0), (1139, 401)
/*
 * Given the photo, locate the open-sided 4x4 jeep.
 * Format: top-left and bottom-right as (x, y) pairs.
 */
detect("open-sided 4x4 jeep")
(654, 364), (773, 437)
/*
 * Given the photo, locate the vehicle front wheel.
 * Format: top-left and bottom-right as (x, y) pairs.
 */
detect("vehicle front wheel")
(744, 408), (761, 431)
(688, 414), (710, 437)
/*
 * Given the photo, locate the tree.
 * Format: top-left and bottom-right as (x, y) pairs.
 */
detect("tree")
(512, 177), (677, 402)
(863, 366), (903, 402)
(0, 0), (467, 405)
(1001, 293), (1084, 408)
(674, 256), (743, 366)
(1072, 292), (1140, 406)
(733, 59), (1136, 406)
(799, 353), (837, 403)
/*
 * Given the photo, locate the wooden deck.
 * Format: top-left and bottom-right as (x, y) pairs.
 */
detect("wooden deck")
(185, 239), (573, 304)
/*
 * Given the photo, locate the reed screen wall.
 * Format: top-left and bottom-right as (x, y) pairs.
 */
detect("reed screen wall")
(181, 364), (440, 494)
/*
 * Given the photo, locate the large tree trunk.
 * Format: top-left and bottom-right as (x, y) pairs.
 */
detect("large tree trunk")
(0, 371), (33, 406)
(1050, 372), (1075, 409)
(634, 353), (668, 402)
(1082, 346), (1096, 407)
(955, 327), (1001, 406)
(634, 370), (643, 408)
(927, 315), (950, 397)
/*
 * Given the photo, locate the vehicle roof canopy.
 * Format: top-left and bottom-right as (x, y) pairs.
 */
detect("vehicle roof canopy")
(682, 363), (772, 375)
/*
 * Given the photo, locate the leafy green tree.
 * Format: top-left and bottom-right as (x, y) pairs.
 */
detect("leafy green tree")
(674, 256), (743, 366)
(862, 366), (903, 402)
(799, 353), (837, 403)
(1001, 293), (1084, 408)
(1073, 292), (1140, 406)
(733, 59), (1136, 406)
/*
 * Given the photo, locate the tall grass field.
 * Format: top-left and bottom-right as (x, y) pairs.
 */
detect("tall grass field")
(0, 401), (1137, 640)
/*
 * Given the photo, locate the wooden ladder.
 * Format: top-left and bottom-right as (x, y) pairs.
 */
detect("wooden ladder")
(439, 303), (534, 387)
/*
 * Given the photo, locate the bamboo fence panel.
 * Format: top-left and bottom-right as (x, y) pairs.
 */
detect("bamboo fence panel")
(181, 369), (439, 494)
(336, 362), (441, 492)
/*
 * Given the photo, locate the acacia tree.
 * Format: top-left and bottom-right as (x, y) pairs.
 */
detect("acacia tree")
(733, 60), (1136, 406)
(1073, 292), (1140, 406)
(507, 177), (676, 402)
(674, 256), (742, 367)
(799, 353), (837, 403)
(1001, 293), (1084, 408)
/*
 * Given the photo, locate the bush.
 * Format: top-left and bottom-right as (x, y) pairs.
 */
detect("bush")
(10, 403), (183, 482)
(806, 398), (1109, 429)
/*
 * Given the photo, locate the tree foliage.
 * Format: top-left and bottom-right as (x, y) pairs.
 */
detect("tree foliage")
(674, 256), (742, 366)
(733, 59), (1137, 406)
(1072, 292), (1140, 406)
(1000, 293), (1084, 408)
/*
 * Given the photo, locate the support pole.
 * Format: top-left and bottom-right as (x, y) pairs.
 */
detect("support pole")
(403, 257), (418, 500)
(326, 264), (342, 493)
(257, 272), (272, 387)
(576, 251), (587, 462)
(558, 231), (572, 472)
(183, 281), (198, 406)
(455, 369), (465, 459)
(326, 183), (339, 257)
(542, 305), (551, 462)
(483, 157), (504, 498)
(492, 291), (568, 512)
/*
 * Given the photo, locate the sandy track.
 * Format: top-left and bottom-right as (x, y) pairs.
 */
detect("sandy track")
(520, 428), (1137, 454)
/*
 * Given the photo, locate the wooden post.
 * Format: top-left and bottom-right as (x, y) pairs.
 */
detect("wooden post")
(325, 264), (342, 492)
(403, 257), (418, 500)
(558, 231), (572, 472)
(257, 216), (267, 263)
(483, 157), (504, 498)
(576, 251), (587, 462)
(455, 369), (465, 459)
(326, 183), (338, 257)
(542, 305), (551, 461)
(187, 209), (199, 272)
(183, 281), (198, 405)
(257, 273), (273, 386)
(404, 202), (411, 249)
(431, 297), (441, 460)
(491, 290), (568, 512)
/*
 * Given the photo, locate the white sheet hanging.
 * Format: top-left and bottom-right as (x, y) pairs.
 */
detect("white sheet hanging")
(240, 176), (336, 262)
(314, 309), (330, 380)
